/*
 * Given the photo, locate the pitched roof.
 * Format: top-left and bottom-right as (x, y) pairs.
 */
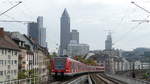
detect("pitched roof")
(0, 28), (20, 50)
(61, 8), (70, 18)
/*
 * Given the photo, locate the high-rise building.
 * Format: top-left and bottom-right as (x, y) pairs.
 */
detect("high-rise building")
(28, 16), (47, 47)
(71, 29), (79, 44)
(28, 22), (39, 42)
(105, 33), (112, 51)
(60, 9), (71, 55)
(40, 27), (47, 47)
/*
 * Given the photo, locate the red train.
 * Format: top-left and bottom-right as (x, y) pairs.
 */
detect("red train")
(50, 57), (105, 77)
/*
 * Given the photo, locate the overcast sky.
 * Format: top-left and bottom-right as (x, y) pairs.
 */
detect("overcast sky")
(0, 0), (150, 52)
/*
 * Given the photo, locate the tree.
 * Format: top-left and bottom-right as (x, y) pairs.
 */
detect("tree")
(75, 56), (97, 65)
(18, 70), (28, 79)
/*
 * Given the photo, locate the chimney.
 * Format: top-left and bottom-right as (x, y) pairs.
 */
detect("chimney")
(0, 27), (4, 37)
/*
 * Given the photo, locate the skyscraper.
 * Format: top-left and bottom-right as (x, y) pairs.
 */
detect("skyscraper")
(105, 33), (112, 51)
(28, 16), (47, 47)
(37, 16), (47, 47)
(71, 29), (79, 44)
(28, 22), (39, 42)
(60, 9), (71, 55)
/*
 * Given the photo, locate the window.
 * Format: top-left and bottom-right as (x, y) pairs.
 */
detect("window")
(15, 51), (17, 56)
(14, 70), (17, 75)
(8, 55), (11, 59)
(12, 60), (13, 65)
(12, 51), (13, 56)
(5, 60), (7, 65)
(2, 60), (3, 65)
(0, 71), (3, 76)
(7, 70), (10, 74)
(14, 60), (17, 64)
(5, 49), (7, 55)
(2, 50), (4, 54)
(8, 60), (10, 65)
(11, 70), (13, 75)
(0, 60), (2, 65)
(6, 75), (10, 79)
(8, 65), (10, 69)
(8, 50), (11, 53)
(4, 70), (6, 75)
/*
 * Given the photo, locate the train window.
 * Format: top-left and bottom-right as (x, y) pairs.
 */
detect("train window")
(54, 58), (66, 70)
(71, 62), (75, 72)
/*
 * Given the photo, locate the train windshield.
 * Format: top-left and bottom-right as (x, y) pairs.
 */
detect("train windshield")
(54, 58), (66, 70)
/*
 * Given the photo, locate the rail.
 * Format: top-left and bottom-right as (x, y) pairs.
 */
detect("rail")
(66, 75), (88, 84)
(106, 74), (150, 84)
(89, 73), (127, 84)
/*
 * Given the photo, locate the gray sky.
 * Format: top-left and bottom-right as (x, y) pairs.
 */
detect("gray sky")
(0, 0), (150, 52)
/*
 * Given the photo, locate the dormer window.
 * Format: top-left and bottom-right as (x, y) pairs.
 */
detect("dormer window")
(19, 42), (22, 46)
(22, 43), (25, 47)
(2, 50), (4, 55)
(8, 50), (11, 53)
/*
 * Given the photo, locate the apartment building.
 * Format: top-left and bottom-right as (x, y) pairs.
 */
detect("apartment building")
(0, 28), (20, 82)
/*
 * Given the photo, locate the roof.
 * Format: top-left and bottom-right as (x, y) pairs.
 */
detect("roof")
(0, 28), (20, 50)
(61, 8), (70, 18)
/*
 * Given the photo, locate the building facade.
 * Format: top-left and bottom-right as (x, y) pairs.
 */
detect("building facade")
(67, 40), (89, 57)
(8, 32), (34, 72)
(6, 31), (49, 82)
(71, 30), (79, 44)
(0, 28), (20, 82)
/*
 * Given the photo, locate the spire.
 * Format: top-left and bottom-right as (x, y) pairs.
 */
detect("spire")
(61, 8), (70, 18)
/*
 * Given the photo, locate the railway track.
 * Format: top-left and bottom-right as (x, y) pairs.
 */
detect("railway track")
(49, 75), (88, 84)
(90, 73), (127, 84)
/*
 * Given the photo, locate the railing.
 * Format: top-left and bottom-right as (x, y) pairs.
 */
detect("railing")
(106, 74), (150, 84)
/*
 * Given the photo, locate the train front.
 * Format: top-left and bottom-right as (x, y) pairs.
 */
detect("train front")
(51, 57), (70, 77)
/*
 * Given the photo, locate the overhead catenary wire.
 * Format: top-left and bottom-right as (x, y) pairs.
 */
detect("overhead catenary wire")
(112, 4), (132, 32)
(113, 23), (141, 44)
(131, 1), (150, 14)
(7, 0), (34, 20)
(0, 1), (35, 24)
(113, 1), (150, 45)
(0, 1), (22, 17)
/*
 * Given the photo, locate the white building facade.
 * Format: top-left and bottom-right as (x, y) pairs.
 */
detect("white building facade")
(0, 28), (20, 82)
(0, 49), (19, 82)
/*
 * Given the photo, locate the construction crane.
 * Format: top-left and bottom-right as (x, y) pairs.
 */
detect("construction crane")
(131, 1), (150, 23)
